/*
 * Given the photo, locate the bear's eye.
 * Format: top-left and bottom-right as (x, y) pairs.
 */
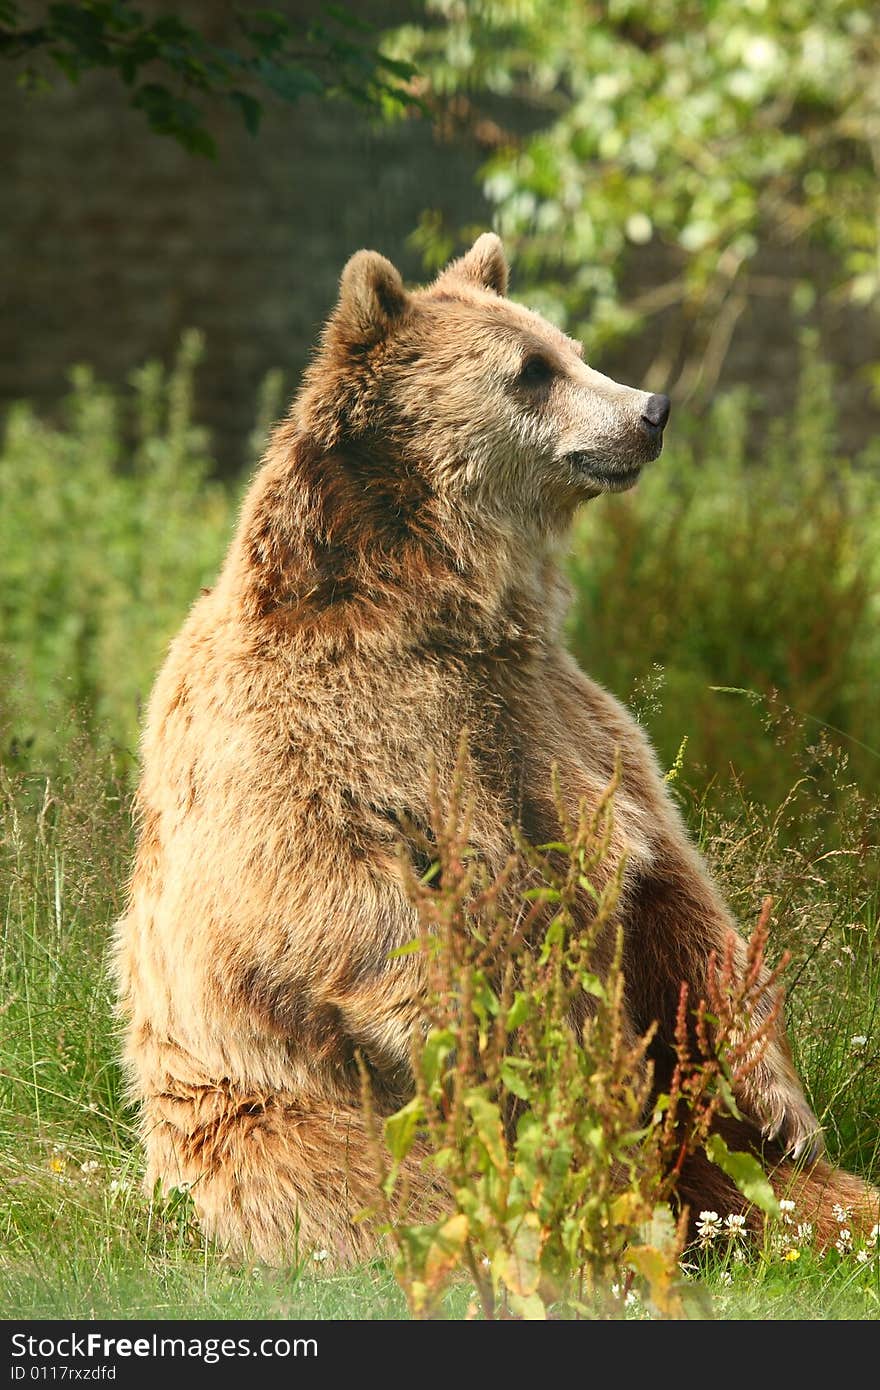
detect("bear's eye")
(519, 355), (554, 386)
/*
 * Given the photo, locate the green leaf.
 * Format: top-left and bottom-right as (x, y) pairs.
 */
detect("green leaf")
(387, 936), (424, 959)
(464, 1093), (508, 1171)
(578, 971), (606, 1001)
(229, 89), (262, 135)
(704, 1133), (780, 1217)
(258, 57), (324, 101)
(420, 1027), (455, 1091)
(507, 1291), (547, 1319)
(505, 991), (531, 1032)
(500, 1056), (533, 1100)
(384, 1096), (423, 1163)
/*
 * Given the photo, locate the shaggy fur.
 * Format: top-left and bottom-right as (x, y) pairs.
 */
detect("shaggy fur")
(114, 234), (877, 1263)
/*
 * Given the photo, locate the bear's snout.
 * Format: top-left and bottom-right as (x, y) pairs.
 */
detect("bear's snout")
(640, 393), (671, 433)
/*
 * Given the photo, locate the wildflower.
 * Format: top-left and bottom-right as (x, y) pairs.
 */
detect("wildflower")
(796, 1222), (814, 1245)
(718, 1270), (733, 1286)
(867, 1225), (880, 1249)
(696, 1211), (723, 1246)
(312, 1249), (329, 1263)
(856, 1249), (869, 1264)
(80, 1159), (100, 1175)
(835, 1228), (853, 1255)
(49, 1155), (66, 1174)
(725, 1214), (747, 1237)
(850, 1035), (868, 1051)
(779, 1198), (796, 1225)
(832, 1202), (853, 1224)
(782, 1249), (800, 1263)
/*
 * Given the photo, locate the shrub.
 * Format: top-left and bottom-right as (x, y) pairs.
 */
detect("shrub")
(361, 748), (784, 1320)
(566, 337), (880, 806)
(0, 332), (240, 765)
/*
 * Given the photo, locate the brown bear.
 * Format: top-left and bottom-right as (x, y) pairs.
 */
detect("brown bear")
(114, 233), (876, 1265)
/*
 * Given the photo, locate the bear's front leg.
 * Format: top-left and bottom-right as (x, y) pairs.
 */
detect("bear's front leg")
(622, 853), (824, 1163)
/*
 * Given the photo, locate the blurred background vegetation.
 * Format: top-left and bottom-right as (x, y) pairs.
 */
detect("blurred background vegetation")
(2, 0), (878, 811)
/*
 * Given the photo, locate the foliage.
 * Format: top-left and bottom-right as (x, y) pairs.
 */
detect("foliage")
(391, 0), (880, 395)
(0, 331), (239, 766)
(693, 739), (880, 1177)
(2, 335), (878, 809)
(2, 722), (876, 1317)
(565, 334), (880, 808)
(1, 344), (878, 1316)
(1, 1), (419, 156)
(360, 749), (790, 1320)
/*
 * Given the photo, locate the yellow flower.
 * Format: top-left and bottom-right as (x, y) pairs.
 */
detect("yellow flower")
(49, 1156), (66, 1173)
(783, 1248), (801, 1262)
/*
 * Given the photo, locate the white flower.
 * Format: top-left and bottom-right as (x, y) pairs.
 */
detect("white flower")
(312, 1249), (329, 1263)
(850, 1035), (868, 1051)
(80, 1159), (100, 1175)
(832, 1203), (853, 1225)
(856, 1249), (869, 1264)
(835, 1228), (853, 1255)
(718, 1270), (733, 1286)
(796, 1222), (814, 1245)
(697, 1211), (723, 1246)
(867, 1225), (880, 1249)
(779, 1198), (796, 1225)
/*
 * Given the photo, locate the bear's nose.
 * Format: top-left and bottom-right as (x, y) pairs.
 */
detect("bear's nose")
(641, 393), (671, 431)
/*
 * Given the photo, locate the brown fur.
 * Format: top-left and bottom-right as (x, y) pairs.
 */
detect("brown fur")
(114, 234), (877, 1263)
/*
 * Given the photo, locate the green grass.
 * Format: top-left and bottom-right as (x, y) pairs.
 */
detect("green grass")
(1, 343), (878, 1318)
(1, 695), (877, 1320)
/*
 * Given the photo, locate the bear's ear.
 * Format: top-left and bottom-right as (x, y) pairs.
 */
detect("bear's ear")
(437, 232), (509, 296)
(333, 249), (409, 346)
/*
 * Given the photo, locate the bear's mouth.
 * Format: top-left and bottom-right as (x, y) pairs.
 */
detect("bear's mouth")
(564, 454), (647, 492)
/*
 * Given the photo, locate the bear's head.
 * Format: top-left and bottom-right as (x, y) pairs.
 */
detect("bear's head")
(239, 236), (671, 635)
(301, 232), (669, 534)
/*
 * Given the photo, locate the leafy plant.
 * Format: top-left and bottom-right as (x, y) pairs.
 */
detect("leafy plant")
(564, 335), (880, 807)
(360, 747), (787, 1319)
(2, 1), (420, 156)
(391, 0), (880, 396)
(0, 330), (238, 764)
